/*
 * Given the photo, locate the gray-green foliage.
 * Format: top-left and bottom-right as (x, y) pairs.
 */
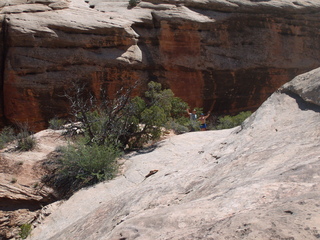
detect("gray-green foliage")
(19, 223), (32, 239)
(0, 126), (15, 149)
(165, 119), (189, 134)
(49, 117), (66, 130)
(125, 81), (189, 148)
(16, 130), (37, 151)
(60, 140), (120, 185)
(43, 140), (122, 198)
(128, 0), (138, 8)
(67, 81), (189, 149)
(215, 111), (252, 130)
(0, 125), (37, 151)
(42, 81), (189, 198)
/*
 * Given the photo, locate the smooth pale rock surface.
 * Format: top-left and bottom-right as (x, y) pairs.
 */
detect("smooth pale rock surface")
(28, 68), (320, 239)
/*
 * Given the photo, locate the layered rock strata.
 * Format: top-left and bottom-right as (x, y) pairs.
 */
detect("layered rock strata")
(1, 0), (320, 130)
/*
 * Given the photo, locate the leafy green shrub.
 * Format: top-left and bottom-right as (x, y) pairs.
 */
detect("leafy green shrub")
(44, 81), (190, 197)
(43, 140), (122, 198)
(61, 142), (121, 182)
(215, 111), (252, 130)
(65, 81), (189, 149)
(19, 223), (32, 239)
(16, 130), (37, 151)
(0, 126), (15, 149)
(123, 82), (189, 148)
(49, 117), (66, 130)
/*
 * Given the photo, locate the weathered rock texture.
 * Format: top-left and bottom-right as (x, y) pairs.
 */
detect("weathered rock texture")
(28, 67), (320, 239)
(1, 0), (320, 131)
(0, 130), (66, 239)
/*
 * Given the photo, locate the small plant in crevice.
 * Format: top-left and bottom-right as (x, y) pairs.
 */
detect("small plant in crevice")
(19, 223), (32, 239)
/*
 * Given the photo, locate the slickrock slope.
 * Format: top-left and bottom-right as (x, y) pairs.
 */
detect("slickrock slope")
(28, 68), (320, 239)
(1, 0), (320, 130)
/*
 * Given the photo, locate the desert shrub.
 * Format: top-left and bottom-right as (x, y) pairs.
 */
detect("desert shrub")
(165, 120), (189, 134)
(44, 81), (190, 197)
(0, 126), (15, 149)
(65, 81), (189, 149)
(128, 0), (138, 8)
(123, 81), (189, 148)
(49, 117), (66, 130)
(16, 130), (37, 151)
(215, 111), (252, 130)
(60, 141), (121, 182)
(19, 223), (32, 239)
(44, 140), (122, 198)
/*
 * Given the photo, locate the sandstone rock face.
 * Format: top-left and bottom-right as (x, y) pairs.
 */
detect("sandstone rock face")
(1, 0), (320, 130)
(28, 68), (320, 239)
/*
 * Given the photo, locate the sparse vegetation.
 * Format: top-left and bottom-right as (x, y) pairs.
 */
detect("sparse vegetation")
(60, 141), (121, 188)
(128, 0), (139, 8)
(63, 81), (189, 149)
(49, 117), (66, 130)
(0, 124), (37, 151)
(16, 130), (37, 151)
(215, 111), (252, 130)
(0, 126), (15, 149)
(19, 223), (32, 239)
(42, 81), (190, 198)
(165, 119), (189, 134)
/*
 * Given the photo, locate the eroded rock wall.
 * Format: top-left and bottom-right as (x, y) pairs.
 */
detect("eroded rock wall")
(1, 0), (320, 130)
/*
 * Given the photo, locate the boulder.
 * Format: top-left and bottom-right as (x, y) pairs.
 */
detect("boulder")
(28, 67), (320, 239)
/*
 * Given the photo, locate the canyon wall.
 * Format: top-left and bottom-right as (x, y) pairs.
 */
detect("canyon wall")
(1, 0), (320, 130)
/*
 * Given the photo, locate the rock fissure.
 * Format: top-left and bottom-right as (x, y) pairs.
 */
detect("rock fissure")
(0, 198), (46, 212)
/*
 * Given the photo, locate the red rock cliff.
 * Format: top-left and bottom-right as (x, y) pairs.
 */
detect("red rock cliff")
(1, 0), (320, 131)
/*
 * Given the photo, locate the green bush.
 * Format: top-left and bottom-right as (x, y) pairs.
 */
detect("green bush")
(123, 82), (189, 148)
(61, 141), (121, 181)
(0, 126), (15, 149)
(19, 223), (32, 239)
(16, 131), (37, 151)
(49, 117), (66, 130)
(44, 140), (122, 198)
(44, 81), (190, 197)
(66, 81), (189, 149)
(215, 111), (252, 130)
